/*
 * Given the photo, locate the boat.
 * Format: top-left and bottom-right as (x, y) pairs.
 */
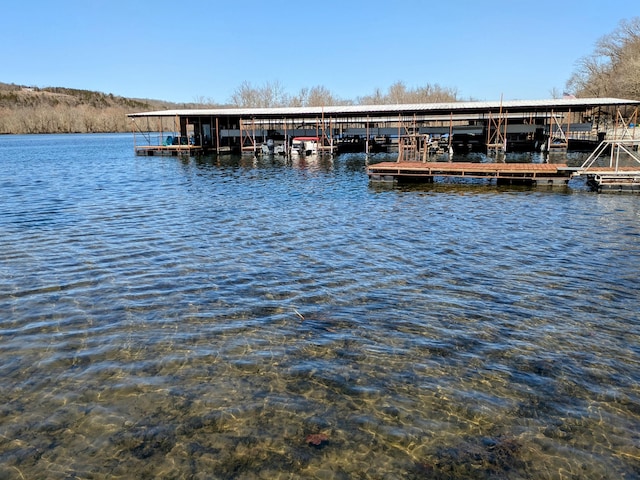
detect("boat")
(290, 136), (319, 156)
(260, 138), (286, 155)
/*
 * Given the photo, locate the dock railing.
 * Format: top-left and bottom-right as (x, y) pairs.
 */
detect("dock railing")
(578, 139), (640, 172)
(572, 139), (640, 191)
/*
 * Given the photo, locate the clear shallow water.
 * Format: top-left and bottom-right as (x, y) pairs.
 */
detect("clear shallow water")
(0, 134), (639, 479)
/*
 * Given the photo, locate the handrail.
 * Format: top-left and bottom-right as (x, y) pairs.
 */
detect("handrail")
(579, 139), (640, 173)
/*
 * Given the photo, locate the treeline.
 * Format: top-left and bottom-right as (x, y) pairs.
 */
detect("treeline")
(0, 80), (461, 135)
(227, 80), (459, 108)
(567, 17), (640, 99)
(358, 82), (460, 105)
(0, 83), (193, 135)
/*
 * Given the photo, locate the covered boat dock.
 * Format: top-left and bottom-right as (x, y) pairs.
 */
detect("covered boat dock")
(128, 98), (639, 157)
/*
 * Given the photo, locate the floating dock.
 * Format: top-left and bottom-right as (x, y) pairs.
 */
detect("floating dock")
(367, 161), (572, 186)
(134, 144), (203, 157)
(579, 167), (640, 192)
(570, 139), (640, 192)
(367, 138), (640, 192)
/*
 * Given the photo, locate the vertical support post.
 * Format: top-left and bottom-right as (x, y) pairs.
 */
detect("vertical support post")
(330, 115), (334, 154)
(320, 109), (324, 155)
(422, 135), (428, 162)
(284, 118), (289, 157)
(504, 112), (508, 153)
(448, 111), (453, 156)
(215, 116), (220, 154)
(547, 109), (553, 152)
(366, 116), (370, 154)
(413, 113), (418, 161)
(252, 117), (256, 154)
(566, 108), (571, 148)
(398, 113), (401, 151)
(486, 111), (492, 149)
(486, 95), (506, 154)
(132, 119), (137, 151)
(498, 95), (504, 153)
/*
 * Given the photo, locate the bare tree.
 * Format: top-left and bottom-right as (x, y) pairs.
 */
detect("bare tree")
(357, 81), (458, 105)
(357, 87), (384, 105)
(229, 80), (291, 108)
(566, 17), (640, 99)
(388, 81), (408, 104)
(306, 85), (339, 106)
(549, 87), (562, 99)
(192, 95), (218, 106)
(229, 80), (259, 108)
(290, 87), (308, 107)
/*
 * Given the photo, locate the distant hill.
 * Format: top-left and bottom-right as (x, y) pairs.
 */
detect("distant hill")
(0, 82), (221, 134)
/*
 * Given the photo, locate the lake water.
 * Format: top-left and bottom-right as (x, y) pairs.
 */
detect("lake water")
(0, 133), (639, 479)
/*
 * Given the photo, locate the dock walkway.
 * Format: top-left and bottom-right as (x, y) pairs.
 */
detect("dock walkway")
(367, 161), (572, 186)
(576, 167), (640, 192)
(134, 144), (203, 156)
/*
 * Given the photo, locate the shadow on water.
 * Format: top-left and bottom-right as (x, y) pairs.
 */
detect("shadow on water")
(190, 153), (337, 174)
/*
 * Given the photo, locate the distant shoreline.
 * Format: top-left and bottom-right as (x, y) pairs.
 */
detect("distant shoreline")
(0, 82), (207, 135)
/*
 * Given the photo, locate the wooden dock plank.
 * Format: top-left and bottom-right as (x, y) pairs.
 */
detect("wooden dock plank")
(367, 162), (570, 179)
(366, 161), (577, 186)
(368, 161), (567, 174)
(134, 144), (203, 156)
(368, 161), (640, 191)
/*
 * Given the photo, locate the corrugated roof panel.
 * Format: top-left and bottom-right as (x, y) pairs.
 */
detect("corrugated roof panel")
(127, 98), (640, 118)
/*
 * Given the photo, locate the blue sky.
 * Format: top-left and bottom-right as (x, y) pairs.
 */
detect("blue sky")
(4, 0), (638, 103)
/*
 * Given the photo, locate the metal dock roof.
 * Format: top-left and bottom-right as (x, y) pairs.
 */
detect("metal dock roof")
(128, 98), (640, 119)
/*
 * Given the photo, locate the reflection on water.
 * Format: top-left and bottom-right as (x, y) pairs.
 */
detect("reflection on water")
(0, 134), (639, 479)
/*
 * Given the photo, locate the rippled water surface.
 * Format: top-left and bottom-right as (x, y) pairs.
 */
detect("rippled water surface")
(1, 134), (639, 479)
